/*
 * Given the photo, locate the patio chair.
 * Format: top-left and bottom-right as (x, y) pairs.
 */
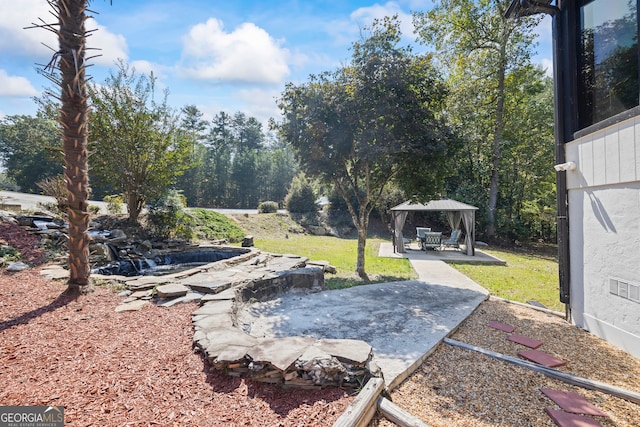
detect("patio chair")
(421, 231), (442, 250)
(440, 229), (462, 250)
(415, 227), (431, 244)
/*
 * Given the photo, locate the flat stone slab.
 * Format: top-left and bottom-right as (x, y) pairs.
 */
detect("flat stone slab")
(545, 408), (603, 427)
(215, 345), (255, 364)
(182, 280), (233, 294)
(205, 328), (258, 359)
(193, 300), (234, 316)
(156, 292), (203, 307)
(130, 289), (153, 299)
(193, 314), (234, 332)
(518, 349), (567, 368)
(314, 339), (372, 364)
(540, 388), (608, 417)
(487, 321), (516, 333)
(156, 283), (189, 299)
(247, 336), (315, 371)
(201, 288), (236, 302)
(508, 333), (543, 349)
(115, 299), (149, 312)
(39, 266), (69, 279)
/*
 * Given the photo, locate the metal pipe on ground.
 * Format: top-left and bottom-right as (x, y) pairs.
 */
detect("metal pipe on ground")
(445, 338), (640, 405)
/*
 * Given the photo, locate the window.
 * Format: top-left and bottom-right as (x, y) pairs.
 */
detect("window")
(577, 0), (639, 129)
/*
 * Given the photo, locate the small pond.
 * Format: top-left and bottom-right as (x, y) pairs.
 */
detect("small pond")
(92, 249), (243, 277)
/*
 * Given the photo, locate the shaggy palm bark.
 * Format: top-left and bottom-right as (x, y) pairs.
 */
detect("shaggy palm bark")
(57, 0), (92, 294)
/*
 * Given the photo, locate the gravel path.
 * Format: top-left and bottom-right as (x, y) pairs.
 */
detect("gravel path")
(378, 298), (640, 426)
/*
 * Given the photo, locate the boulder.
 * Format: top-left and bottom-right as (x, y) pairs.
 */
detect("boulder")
(308, 225), (326, 236)
(241, 235), (254, 247)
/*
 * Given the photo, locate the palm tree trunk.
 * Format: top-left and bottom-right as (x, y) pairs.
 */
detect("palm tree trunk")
(57, 0), (92, 294)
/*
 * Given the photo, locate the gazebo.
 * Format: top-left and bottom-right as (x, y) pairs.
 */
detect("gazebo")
(391, 199), (478, 255)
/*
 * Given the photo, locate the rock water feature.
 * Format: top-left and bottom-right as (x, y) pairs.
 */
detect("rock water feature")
(17, 214), (381, 390)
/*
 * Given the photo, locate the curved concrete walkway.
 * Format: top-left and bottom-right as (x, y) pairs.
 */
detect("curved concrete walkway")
(240, 244), (489, 389)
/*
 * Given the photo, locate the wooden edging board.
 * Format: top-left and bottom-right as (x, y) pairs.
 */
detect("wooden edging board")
(332, 378), (385, 427)
(377, 397), (433, 427)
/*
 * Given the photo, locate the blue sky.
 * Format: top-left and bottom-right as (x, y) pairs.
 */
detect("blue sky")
(0, 0), (552, 125)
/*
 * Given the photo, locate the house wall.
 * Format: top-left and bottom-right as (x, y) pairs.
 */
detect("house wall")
(564, 116), (640, 358)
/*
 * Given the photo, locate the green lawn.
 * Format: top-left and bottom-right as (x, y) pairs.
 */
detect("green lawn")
(451, 248), (563, 311)
(255, 234), (562, 310)
(254, 235), (417, 289)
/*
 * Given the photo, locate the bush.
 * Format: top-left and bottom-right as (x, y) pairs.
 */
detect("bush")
(36, 175), (68, 215)
(146, 190), (194, 240)
(103, 194), (124, 214)
(285, 174), (317, 213)
(258, 201), (279, 213)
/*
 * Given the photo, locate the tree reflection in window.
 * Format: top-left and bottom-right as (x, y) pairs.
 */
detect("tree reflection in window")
(578, 0), (638, 129)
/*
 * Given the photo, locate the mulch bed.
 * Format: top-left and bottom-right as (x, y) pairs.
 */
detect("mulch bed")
(0, 268), (353, 426)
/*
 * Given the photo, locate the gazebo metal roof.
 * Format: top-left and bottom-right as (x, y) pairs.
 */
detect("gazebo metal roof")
(391, 199), (478, 212)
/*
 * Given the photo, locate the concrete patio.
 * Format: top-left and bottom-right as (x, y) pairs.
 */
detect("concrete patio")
(378, 241), (506, 265)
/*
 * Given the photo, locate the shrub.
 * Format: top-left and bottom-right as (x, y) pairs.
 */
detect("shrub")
(146, 190), (194, 240)
(103, 194), (124, 214)
(258, 201), (279, 213)
(36, 175), (68, 215)
(285, 174), (317, 213)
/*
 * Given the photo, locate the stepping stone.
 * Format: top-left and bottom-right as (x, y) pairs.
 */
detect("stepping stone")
(156, 283), (189, 299)
(518, 349), (566, 367)
(115, 299), (149, 312)
(487, 320), (516, 333)
(545, 408), (603, 427)
(541, 388), (608, 417)
(508, 333), (543, 349)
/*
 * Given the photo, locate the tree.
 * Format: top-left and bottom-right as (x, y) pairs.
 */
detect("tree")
(31, 0), (94, 294)
(277, 16), (455, 278)
(414, 0), (541, 238)
(0, 115), (63, 192)
(88, 61), (193, 222)
(176, 105), (207, 206)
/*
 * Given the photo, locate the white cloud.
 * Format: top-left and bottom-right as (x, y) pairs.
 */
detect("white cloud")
(178, 18), (290, 84)
(0, 1), (127, 64)
(0, 0), (52, 57)
(88, 22), (129, 66)
(130, 60), (165, 78)
(329, 2), (418, 47)
(0, 69), (38, 97)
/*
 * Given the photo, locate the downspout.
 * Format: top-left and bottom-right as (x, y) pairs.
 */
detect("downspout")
(552, 1), (571, 322)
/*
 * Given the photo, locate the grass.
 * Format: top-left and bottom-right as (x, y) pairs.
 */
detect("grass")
(215, 212), (561, 310)
(254, 235), (417, 289)
(451, 248), (562, 311)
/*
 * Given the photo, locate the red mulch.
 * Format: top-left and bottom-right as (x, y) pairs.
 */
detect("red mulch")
(0, 222), (47, 265)
(0, 268), (354, 426)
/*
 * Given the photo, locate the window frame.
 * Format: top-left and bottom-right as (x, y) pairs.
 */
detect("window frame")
(574, 0), (640, 134)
